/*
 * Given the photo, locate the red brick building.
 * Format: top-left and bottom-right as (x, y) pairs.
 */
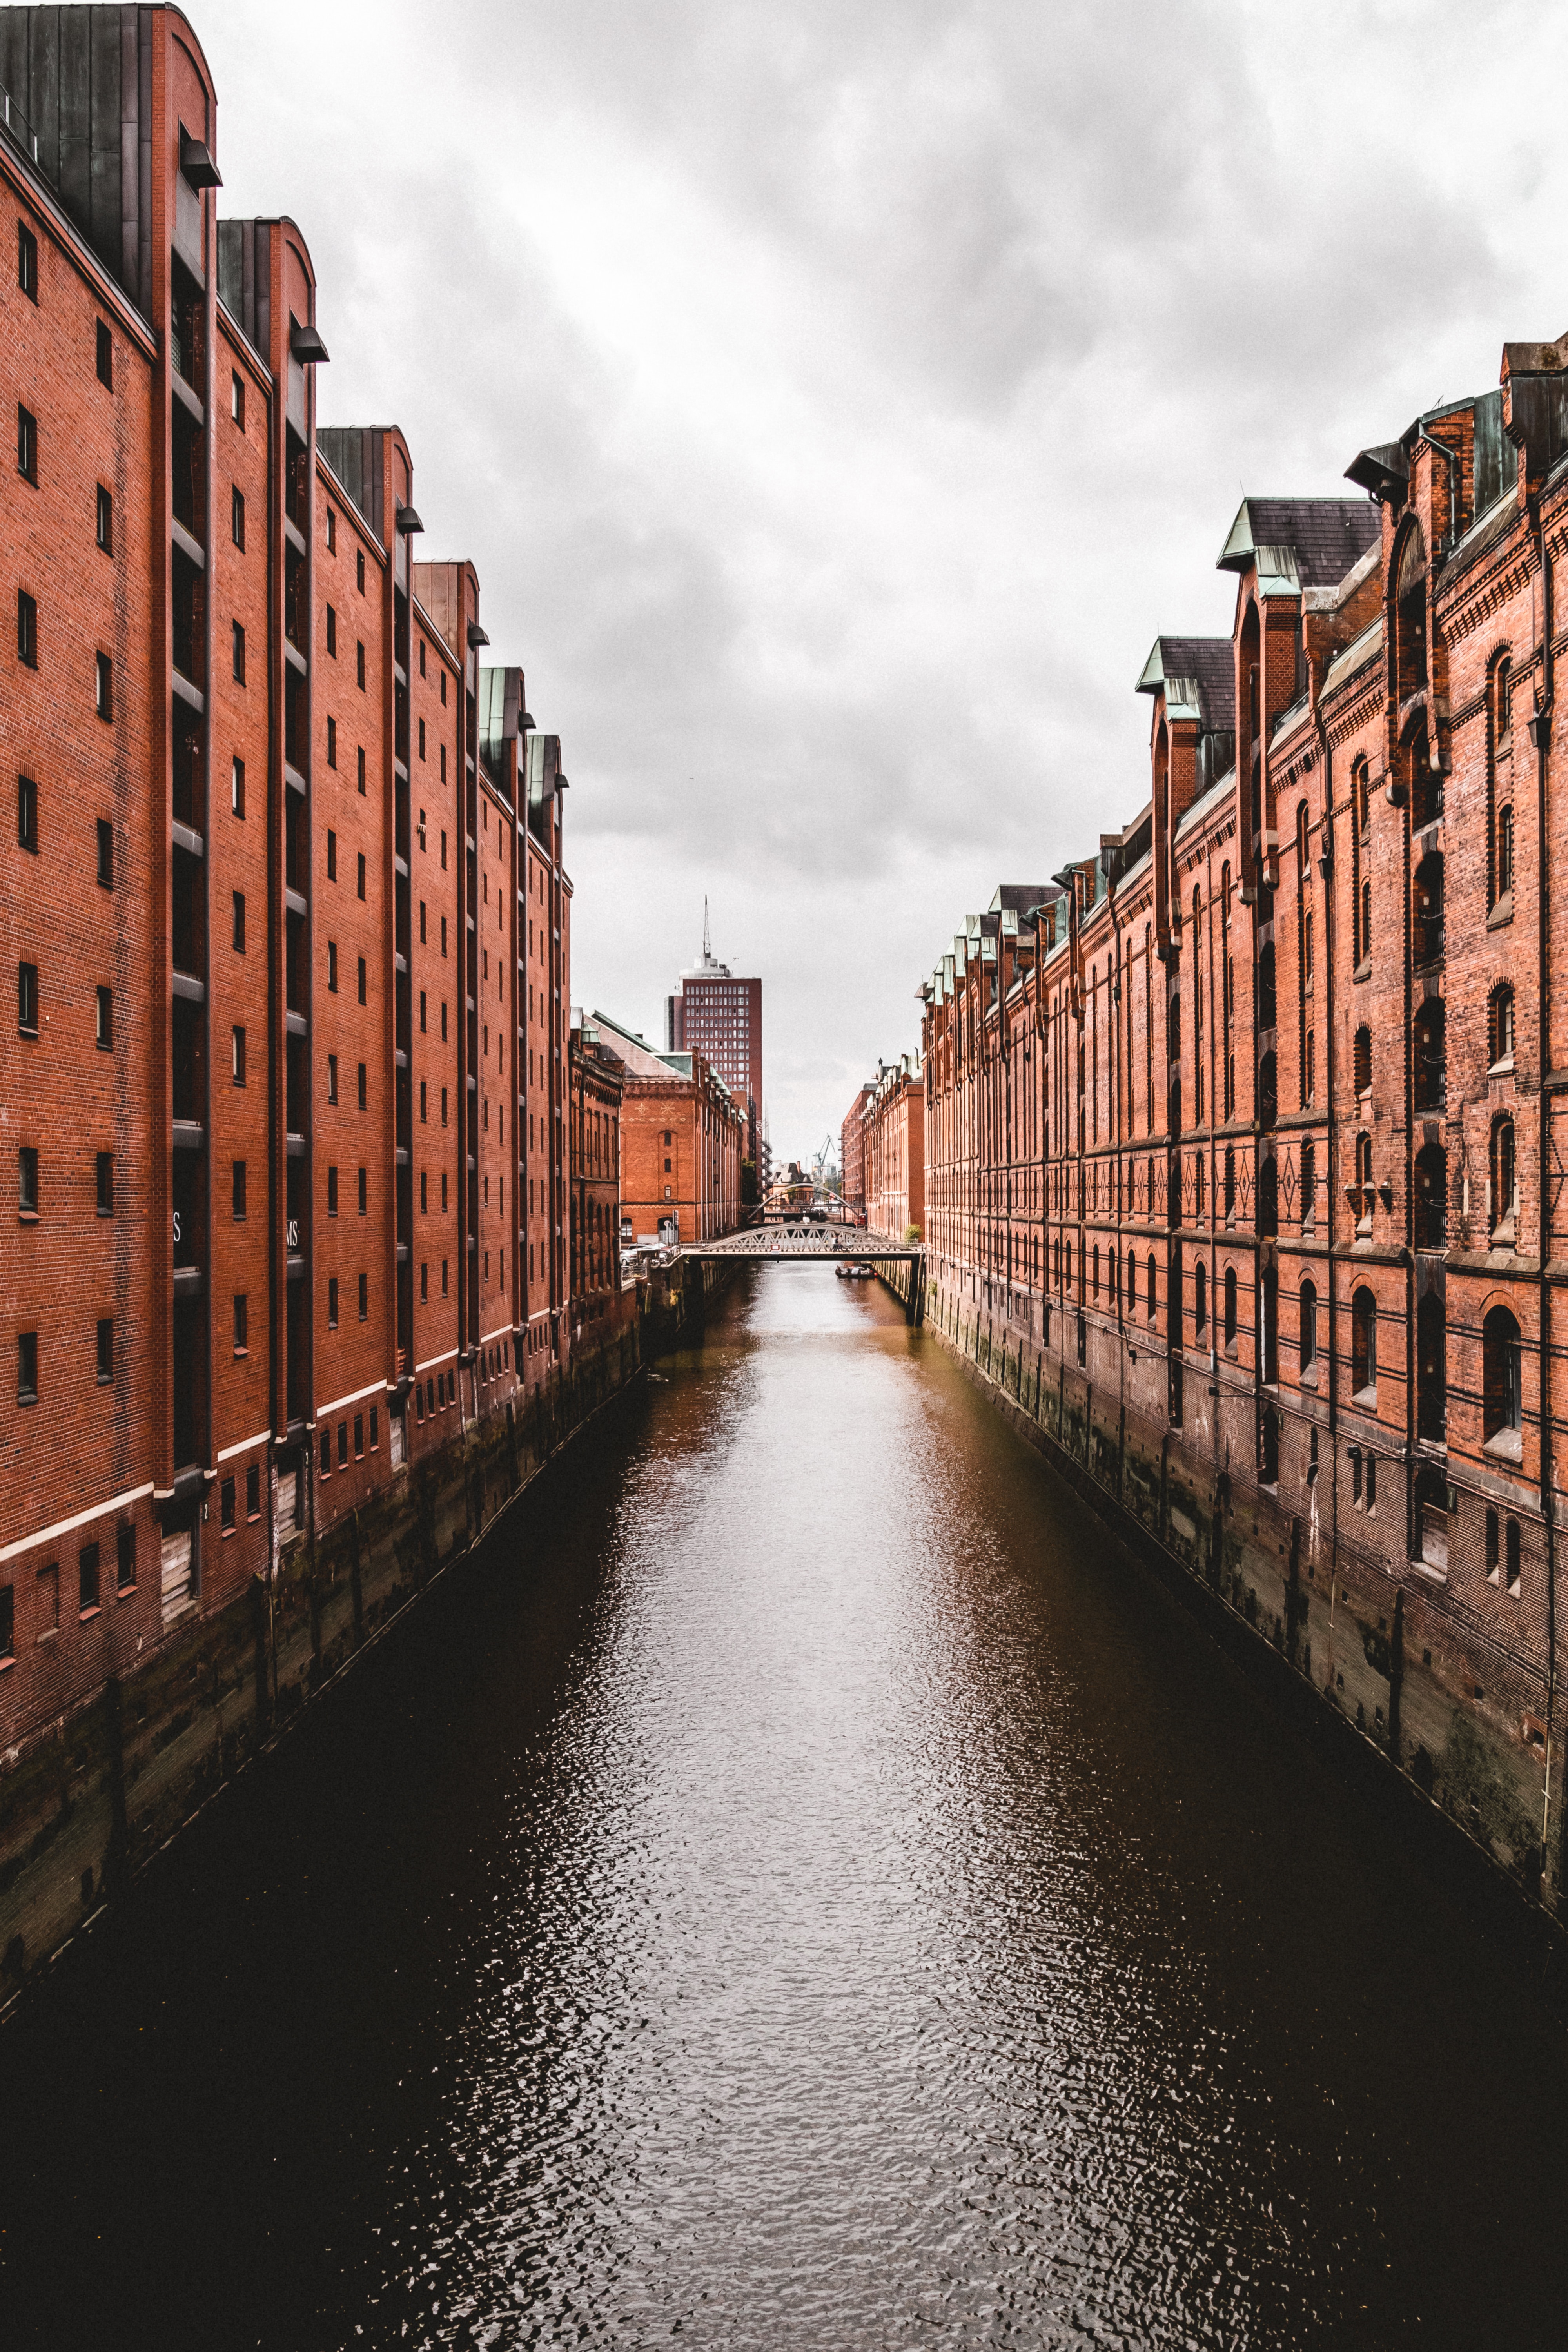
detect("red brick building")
(569, 1011), (629, 1347)
(0, 8), (580, 1792)
(910, 344), (1568, 1921)
(594, 1011), (744, 1246)
(840, 1083), (871, 1221)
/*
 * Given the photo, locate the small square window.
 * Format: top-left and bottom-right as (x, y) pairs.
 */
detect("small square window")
(357, 745), (366, 794)
(327, 1163), (339, 1216)
(97, 321), (114, 389)
(18, 773), (37, 852)
(328, 1275), (339, 1329)
(232, 889), (245, 951)
(18, 1145), (37, 1214)
(357, 1061), (367, 1111)
(327, 714), (337, 769)
(96, 651), (112, 719)
(358, 1165), (367, 1215)
(220, 1476), (236, 1532)
(232, 621), (246, 683)
(97, 818), (113, 887)
(96, 485), (113, 551)
(96, 1316), (113, 1383)
(231, 485), (245, 549)
(356, 641), (366, 690)
(116, 1523), (136, 1591)
(18, 1330), (38, 1403)
(232, 1158), (247, 1219)
(357, 955), (366, 1005)
(327, 828), (337, 881)
(231, 369), (244, 427)
(79, 1542), (100, 1614)
(245, 1465), (260, 1520)
(17, 403), (36, 483)
(327, 1053), (338, 1104)
(232, 756), (245, 818)
(18, 589), (38, 667)
(96, 1152), (113, 1214)
(96, 985), (113, 1050)
(232, 1025), (246, 1085)
(233, 1293), (247, 1354)
(18, 221), (37, 301)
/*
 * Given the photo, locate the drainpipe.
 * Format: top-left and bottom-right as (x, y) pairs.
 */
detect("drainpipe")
(1531, 502), (1557, 1883)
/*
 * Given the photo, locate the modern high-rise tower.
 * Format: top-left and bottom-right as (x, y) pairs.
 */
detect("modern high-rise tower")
(664, 900), (762, 1137)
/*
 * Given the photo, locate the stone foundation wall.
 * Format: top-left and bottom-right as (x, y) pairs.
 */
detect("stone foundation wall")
(903, 1258), (1566, 1983)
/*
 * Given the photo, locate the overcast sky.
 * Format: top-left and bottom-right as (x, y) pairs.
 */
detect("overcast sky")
(208, 0), (1565, 1164)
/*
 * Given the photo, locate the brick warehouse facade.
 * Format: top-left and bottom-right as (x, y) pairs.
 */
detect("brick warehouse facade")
(0, 4), (603, 1967)
(878, 338), (1568, 1930)
(844, 1057), (924, 1238)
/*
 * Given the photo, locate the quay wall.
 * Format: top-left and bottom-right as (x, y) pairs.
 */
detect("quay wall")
(883, 1253), (1567, 1989)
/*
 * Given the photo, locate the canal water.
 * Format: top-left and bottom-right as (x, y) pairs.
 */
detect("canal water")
(2, 1268), (1566, 2349)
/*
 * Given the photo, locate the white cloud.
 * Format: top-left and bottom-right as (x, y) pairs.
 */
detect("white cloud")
(203, 0), (1568, 1157)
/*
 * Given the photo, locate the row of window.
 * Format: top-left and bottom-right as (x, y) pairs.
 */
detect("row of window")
(0, 1523), (139, 1661)
(13, 595), (114, 712)
(16, 963), (113, 1045)
(15, 1320), (118, 1401)
(16, 1149), (115, 1215)
(318, 1408), (379, 1477)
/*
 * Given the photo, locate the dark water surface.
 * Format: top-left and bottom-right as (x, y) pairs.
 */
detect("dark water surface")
(4, 1269), (1567, 2349)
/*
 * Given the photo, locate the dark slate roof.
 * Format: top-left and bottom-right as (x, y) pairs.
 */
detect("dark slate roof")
(991, 883), (1057, 914)
(1217, 498), (1380, 587)
(1137, 635), (1235, 731)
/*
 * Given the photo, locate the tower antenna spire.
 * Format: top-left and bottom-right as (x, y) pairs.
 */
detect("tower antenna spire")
(703, 895), (711, 961)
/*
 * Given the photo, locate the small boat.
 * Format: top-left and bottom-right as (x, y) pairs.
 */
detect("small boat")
(835, 1262), (875, 1281)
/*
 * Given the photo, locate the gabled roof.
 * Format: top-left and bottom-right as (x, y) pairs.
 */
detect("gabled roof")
(988, 884), (1056, 915)
(1217, 498), (1379, 590)
(1136, 635), (1236, 731)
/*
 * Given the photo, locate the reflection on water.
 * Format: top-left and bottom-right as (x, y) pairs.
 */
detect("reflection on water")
(2, 1268), (1567, 2349)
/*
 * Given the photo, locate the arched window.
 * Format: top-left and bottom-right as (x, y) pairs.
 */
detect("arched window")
(1355, 757), (1371, 840)
(1496, 655), (1512, 742)
(1127, 1251), (1136, 1315)
(1224, 1146), (1236, 1220)
(1414, 851), (1444, 967)
(1506, 1518), (1522, 1595)
(1414, 1142), (1447, 1250)
(1147, 1253), (1156, 1321)
(1194, 1257), (1207, 1336)
(1417, 1292), (1446, 1443)
(1483, 1306), (1523, 1444)
(1300, 1138), (1316, 1229)
(1359, 876), (1372, 964)
(1300, 1279), (1318, 1382)
(1497, 803), (1514, 903)
(1490, 1116), (1517, 1239)
(1224, 1264), (1238, 1349)
(1257, 1154), (1278, 1237)
(1354, 1025), (1372, 1097)
(1490, 984), (1515, 1070)
(1352, 1286), (1377, 1399)
(1093, 1245), (1100, 1298)
(1413, 998), (1446, 1111)
(1296, 800), (1310, 873)
(1303, 1030), (1315, 1105)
